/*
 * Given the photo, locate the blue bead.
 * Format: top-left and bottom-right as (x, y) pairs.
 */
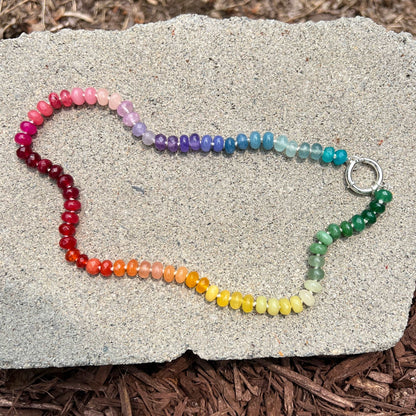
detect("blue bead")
(274, 135), (288, 152)
(249, 131), (261, 149)
(189, 133), (200, 151)
(224, 137), (236, 154)
(213, 135), (224, 152)
(321, 147), (335, 163)
(201, 135), (212, 152)
(236, 133), (248, 150)
(262, 132), (274, 151)
(333, 149), (348, 165)
(179, 135), (189, 152)
(285, 140), (298, 157)
(298, 142), (310, 159)
(310, 143), (323, 160)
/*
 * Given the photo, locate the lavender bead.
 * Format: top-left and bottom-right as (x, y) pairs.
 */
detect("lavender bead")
(189, 133), (200, 151)
(167, 136), (179, 152)
(213, 135), (224, 152)
(180, 135), (189, 152)
(142, 131), (155, 146)
(117, 100), (134, 117)
(123, 112), (140, 127)
(132, 122), (147, 137)
(154, 134), (167, 151)
(20, 121), (37, 136)
(201, 135), (212, 152)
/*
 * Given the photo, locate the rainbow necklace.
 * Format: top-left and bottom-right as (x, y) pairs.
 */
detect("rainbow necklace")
(15, 87), (393, 316)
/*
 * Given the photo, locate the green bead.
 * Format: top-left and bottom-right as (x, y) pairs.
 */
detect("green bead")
(361, 209), (376, 226)
(327, 223), (341, 240)
(309, 243), (327, 255)
(308, 268), (324, 281)
(308, 255), (325, 268)
(316, 230), (333, 246)
(351, 214), (365, 232)
(340, 221), (353, 237)
(369, 200), (386, 214)
(374, 188), (392, 203)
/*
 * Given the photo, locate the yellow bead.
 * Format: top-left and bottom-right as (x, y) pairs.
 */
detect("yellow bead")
(290, 295), (303, 313)
(242, 294), (254, 313)
(267, 298), (280, 316)
(279, 298), (292, 315)
(185, 271), (199, 288)
(196, 277), (210, 294)
(205, 285), (219, 302)
(255, 296), (267, 314)
(230, 292), (243, 310)
(217, 290), (230, 307)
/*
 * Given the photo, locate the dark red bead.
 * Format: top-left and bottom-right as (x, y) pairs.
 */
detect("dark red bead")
(61, 211), (79, 224)
(48, 92), (62, 110)
(100, 260), (113, 277)
(57, 174), (74, 189)
(26, 152), (41, 168)
(63, 187), (79, 199)
(76, 254), (88, 268)
(59, 223), (76, 236)
(49, 164), (63, 179)
(16, 145), (32, 160)
(59, 236), (77, 250)
(37, 159), (52, 174)
(60, 90), (72, 107)
(64, 200), (81, 211)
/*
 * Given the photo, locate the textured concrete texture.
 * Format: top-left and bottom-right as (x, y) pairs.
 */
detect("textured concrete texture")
(0, 15), (415, 369)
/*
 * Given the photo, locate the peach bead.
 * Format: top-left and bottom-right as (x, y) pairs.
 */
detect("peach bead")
(71, 88), (85, 106)
(113, 260), (125, 277)
(151, 262), (164, 279)
(138, 261), (151, 278)
(163, 265), (175, 283)
(97, 88), (109, 106)
(84, 87), (97, 105)
(175, 266), (188, 284)
(108, 92), (122, 110)
(86, 258), (101, 275)
(126, 259), (138, 277)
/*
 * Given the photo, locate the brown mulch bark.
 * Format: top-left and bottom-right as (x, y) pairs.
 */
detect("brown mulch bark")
(2, 1), (416, 415)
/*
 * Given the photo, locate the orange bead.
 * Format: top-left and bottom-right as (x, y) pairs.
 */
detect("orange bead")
(138, 260), (151, 278)
(126, 259), (139, 277)
(86, 258), (101, 275)
(65, 249), (80, 262)
(185, 271), (199, 288)
(195, 277), (209, 294)
(113, 260), (125, 277)
(163, 265), (175, 283)
(151, 262), (164, 279)
(175, 266), (188, 284)
(100, 260), (113, 277)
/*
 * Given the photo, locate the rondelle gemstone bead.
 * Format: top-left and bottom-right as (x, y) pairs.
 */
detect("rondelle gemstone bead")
(250, 131), (261, 149)
(304, 279), (323, 293)
(167, 136), (179, 152)
(217, 290), (230, 307)
(321, 147), (335, 163)
(142, 131), (155, 146)
(309, 242), (327, 255)
(369, 200), (386, 214)
(290, 296), (303, 313)
(327, 223), (341, 240)
(230, 292), (243, 309)
(60, 90), (72, 107)
(351, 214), (365, 232)
(86, 258), (101, 275)
(285, 140), (298, 157)
(334, 149), (348, 166)
(70, 88), (85, 106)
(108, 92), (122, 110)
(179, 135), (190, 152)
(213, 135), (224, 152)
(48, 164), (63, 179)
(196, 277), (210, 294)
(262, 132), (274, 150)
(174, 266), (187, 284)
(308, 255), (325, 268)
(310, 143), (323, 160)
(138, 260), (151, 278)
(361, 209), (377, 226)
(76, 254), (88, 268)
(59, 223), (76, 236)
(59, 236), (77, 250)
(185, 271), (199, 288)
(65, 249), (80, 263)
(26, 152), (41, 168)
(100, 260), (113, 277)
(279, 298), (291, 315)
(132, 122), (147, 137)
(298, 289), (315, 306)
(163, 265), (176, 282)
(242, 294), (254, 313)
(64, 200), (81, 211)
(255, 296), (268, 314)
(63, 187), (79, 199)
(236, 133), (248, 150)
(151, 262), (164, 279)
(205, 285), (219, 301)
(224, 137), (236, 154)
(267, 298), (280, 316)
(126, 259), (139, 277)
(61, 211), (79, 224)
(20, 121), (37, 135)
(113, 260), (126, 277)
(316, 230), (333, 246)
(15, 133), (32, 146)
(298, 142), (310, 159)
(200, 135), (212, 152)
(123, 112), (140, 127)
(97, 88), (109, 106)
(340, 220), (353, 237)
(189, 133), (200, 151)
(37, 159), (52, 174)
(274, 135), (288, 152)
(117, 100), (134, 117)
(48, 92), (62, 110)
(37, 101), (53, 117)
(16, 145), (32, 160)
(374, 188), (393, 203)
(154, 134), (167, 151)
(84, 87), (97, 105)
(57, 174), (74, 189)
(28, 110), (44, 126)
(308, 268), (324, 281)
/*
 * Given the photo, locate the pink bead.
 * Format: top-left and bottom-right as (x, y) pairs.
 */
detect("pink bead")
(84, 87), (97, 105)
(20, 121), (37, 135)
(97, 88), (109, 106)
(109, 93), (122, 110)
(151, 262), (164, 279)
(37, 101), (53, 117)
(60, 90), (72, 107)
(15, 133), (32, 145)
(71, 88), (85, 106)
(49, 92), (62, 110)
(28, 110), (44, 126)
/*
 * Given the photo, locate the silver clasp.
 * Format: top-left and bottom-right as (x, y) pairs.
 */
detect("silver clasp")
(345, 157), (384, 196)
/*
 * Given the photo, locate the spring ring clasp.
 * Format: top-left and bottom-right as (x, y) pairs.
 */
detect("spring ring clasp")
(345, 157), (384, 196)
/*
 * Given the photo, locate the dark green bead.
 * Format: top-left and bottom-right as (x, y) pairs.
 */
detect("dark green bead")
(308, 268), (325, 281)
(309, 243), (328, 255)
(327, 223), (341, 240)
(362, 209), (376, 226)
(351, 215), (365, 232)
(340, 221), (353, 237)
(369, 200), (385, 214)
(374, 188), (392, 203)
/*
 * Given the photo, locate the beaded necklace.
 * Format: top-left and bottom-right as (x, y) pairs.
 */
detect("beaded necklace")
(14, 87), (393, 316)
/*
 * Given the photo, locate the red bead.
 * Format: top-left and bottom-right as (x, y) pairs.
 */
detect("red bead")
(48, 164), (63, 179)
(37, 159), (52, 174)
(28, 110), (44, 126)
(60, 90), (72, 107)
(63, 187), (79, 199)
(37, 101), (53, 117)
(100, 260), (113, 277)
(61, 211), (79, 224)
(48, 92), (62, 110)
(57, 174), (74, 189)
(15, 133), (32, 146)
(86, 258), (101, 275)
(76, 254), (88, 268)
(60, 236), (77, 250)
(65, 249), (80, 262)
(64, 200), (81, 211)
(16, 145), (32, 160)
(26, 152), (41, 168)
(59, 223), (76, 236)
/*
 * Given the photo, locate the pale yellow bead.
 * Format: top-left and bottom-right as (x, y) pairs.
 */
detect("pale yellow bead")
(230, 292), (243, 310)
(267, 298), (280, 316)
(279, 298), (292, 315)
(255, 296), (267, 314)
(290, 295), (303, 313)
(304, 279), (322, 293)
(205, 285), (219, 302)
(298, 289), (315, 306)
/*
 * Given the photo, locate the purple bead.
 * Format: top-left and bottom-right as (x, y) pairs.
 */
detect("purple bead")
(123, 112), (140, 127)
(167, 136), (179, 152)
(154, 134), (167, 151)
(179, 135), (189, 152)
(15, 132), (32, 145)
(117, 100), (134, 117)
(189, 133), (200, 151)
(132, 122), (147, 137)
(20, 121), (37, 136)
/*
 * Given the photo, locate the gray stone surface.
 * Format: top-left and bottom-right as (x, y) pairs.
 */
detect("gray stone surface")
(0, 15), (415, 369)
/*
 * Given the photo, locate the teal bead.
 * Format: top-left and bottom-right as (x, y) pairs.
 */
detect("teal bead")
(361, 209), (376, 226)
(309, 243), (327, 255)
(274, 135), (288, 152)
(369, 200), (385, 214)
(224, 137), (236, 154)
(327, 223), (341, 240)
(285, 140), (298, 157)
(249, 131), (261, 149)
(262, 132), (274, 150)
(351, 214), (365, 232)
(321, 147), (335, 163)
(236, 133), (248, 150)
(374, 188), (393, 203)
(340, 221), (353, 237)
(308, 268), (324, 281)
(298, 142), (310, 159)
(308, 255), (325, 268)
(310, 143), (323, 160)
(316, 230), (333, 246)
(333, 149), (348, 166)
